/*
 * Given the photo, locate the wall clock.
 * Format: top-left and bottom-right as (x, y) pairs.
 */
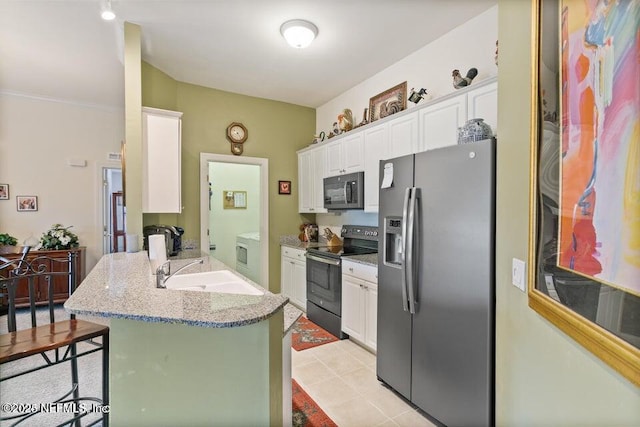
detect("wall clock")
(226, 122), (248, 144)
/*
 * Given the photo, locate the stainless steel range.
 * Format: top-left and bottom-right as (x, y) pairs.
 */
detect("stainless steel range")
(306, 225), (378, 338)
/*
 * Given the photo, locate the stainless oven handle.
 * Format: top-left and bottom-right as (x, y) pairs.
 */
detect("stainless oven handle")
(305, 253), (341, 266)
(401, 187), (410, 312)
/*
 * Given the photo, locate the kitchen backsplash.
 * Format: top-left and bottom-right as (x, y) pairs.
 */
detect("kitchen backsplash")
(316, 211), (378, 237)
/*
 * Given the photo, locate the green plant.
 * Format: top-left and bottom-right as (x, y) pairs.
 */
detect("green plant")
(0, 233), (18, 246)
(39, 224), (79, 250)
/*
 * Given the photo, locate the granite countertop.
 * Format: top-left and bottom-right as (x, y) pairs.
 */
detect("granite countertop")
(343, 253), (378, 266)
(279, 235), (327, 250)
(65, 251), (291, 331)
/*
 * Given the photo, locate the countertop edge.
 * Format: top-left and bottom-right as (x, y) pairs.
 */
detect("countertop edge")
(64, 252), (290, 330)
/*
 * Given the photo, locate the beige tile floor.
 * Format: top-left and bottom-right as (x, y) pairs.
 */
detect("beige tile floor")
(292, 338), (436, 427)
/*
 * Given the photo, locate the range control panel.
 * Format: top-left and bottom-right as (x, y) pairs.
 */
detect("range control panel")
(341, 225), (379, 240)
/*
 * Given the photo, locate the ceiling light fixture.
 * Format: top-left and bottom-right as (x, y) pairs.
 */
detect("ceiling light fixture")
(101, 0), (116, 21)
(280, 19), (318, 49)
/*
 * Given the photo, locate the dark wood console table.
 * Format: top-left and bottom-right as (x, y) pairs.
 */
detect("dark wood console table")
(0, 246), (86, 307)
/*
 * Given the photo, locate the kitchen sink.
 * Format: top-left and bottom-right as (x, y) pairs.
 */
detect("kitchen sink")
(164, 270), (264, 296)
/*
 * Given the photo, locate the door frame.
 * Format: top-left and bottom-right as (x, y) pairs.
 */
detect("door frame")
(200, 153), (269, 286)
(96, 162), (123, 255)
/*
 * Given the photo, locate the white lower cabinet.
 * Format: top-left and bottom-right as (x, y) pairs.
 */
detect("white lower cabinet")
(341, 260), (378, 352)
(281, 247), (307, 311)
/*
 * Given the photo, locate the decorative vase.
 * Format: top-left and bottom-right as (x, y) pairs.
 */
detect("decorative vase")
(0, 245), (18, 255)
(457, 118), (493, 144)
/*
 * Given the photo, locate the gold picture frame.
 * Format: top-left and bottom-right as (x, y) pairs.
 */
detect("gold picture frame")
(529, 0), (639, 386)
(368, 81), (407, 123)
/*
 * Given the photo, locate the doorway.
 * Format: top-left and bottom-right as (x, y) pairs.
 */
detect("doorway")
(101, 167), (124, 254)
(200, 154), (269, 286)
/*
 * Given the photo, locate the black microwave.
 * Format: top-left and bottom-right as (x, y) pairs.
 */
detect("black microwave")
(323, 171), (364, 210)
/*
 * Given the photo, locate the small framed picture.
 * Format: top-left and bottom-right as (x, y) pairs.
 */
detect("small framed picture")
(0, 184), (8, 200)
(16, 195), (38, 212)
(278, 180), (292, 195)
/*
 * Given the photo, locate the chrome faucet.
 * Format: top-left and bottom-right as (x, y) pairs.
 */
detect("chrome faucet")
(156, 259), (204, 288)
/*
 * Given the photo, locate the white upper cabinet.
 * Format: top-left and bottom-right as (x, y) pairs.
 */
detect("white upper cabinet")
(298, 145), (327, 213)
(363, 123), (389, 213)
(311, 146), (327, 212)
(388, 111), (418, 159)
(298, 150), (313, 212)
(325, 132), (364, 176)
(301, 77), (497, 214)
(467, 81), (498, 138)
(418, 94), (467, 152)
(142, 107), (183, 213)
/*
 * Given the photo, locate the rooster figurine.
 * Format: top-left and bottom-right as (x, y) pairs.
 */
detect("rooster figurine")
(452, 68), (478, 89)
(337, 108), (353, 132)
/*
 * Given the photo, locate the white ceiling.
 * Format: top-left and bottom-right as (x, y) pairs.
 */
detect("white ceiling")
(0, 0), (496, 109)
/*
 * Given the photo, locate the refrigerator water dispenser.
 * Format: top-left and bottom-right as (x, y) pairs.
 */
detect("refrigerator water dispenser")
(384, 216), (403, 267)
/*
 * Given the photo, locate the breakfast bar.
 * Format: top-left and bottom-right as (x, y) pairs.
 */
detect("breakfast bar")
(65, 251), (297, 426)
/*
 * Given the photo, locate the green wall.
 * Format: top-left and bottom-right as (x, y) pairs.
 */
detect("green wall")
(142, 63), (315, 292)
(495, 1), (640, 425)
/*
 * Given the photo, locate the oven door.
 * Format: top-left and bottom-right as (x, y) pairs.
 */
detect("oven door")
(306, 253), (342, 316)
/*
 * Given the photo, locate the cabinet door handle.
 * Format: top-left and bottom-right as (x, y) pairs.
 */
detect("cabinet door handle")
(349, 267), (354, 272)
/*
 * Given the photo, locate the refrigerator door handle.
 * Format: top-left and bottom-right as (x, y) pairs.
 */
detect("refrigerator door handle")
(401, 187), (411, 312)
(407, 187), (419, 314)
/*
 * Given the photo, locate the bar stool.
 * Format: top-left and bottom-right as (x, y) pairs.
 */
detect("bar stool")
(0, 248), (109, 426)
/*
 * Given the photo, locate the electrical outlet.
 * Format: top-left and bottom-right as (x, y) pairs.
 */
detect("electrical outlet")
(512, 258), (526, 292)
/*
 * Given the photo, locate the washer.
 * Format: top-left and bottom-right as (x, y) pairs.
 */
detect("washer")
(236, 232), (261, 284)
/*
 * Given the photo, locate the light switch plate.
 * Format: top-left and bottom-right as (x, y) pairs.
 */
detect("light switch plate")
(512, 258), (526, 292)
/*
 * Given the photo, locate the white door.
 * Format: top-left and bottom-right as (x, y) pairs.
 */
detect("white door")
(365, 283), (378, 351)
(292, 259), (307, 311)
(341, 275), (364, 341)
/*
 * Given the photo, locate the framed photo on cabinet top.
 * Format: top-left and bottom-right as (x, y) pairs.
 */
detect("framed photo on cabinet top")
(369, 81), (407, 123)
(529, 0), (640, 386)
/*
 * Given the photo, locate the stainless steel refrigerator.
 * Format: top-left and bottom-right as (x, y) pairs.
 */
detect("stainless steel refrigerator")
(377, 139), (495, 427)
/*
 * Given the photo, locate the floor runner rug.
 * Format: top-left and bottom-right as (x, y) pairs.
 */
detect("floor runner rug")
(292, 379), (338, 427)
(291, 316), (338, 351)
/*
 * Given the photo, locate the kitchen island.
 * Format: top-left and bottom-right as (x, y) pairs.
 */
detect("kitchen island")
(65, 251), (298, 426)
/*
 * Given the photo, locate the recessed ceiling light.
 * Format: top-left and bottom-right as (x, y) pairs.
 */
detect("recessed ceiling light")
(101, 0), (116, 21)
(280, 20), (318, 49)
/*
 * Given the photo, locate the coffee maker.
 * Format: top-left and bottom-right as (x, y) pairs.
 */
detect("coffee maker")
(143, 225), (184, 257)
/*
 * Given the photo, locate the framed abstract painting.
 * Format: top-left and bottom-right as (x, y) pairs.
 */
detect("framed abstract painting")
(529, 0), (639, 386)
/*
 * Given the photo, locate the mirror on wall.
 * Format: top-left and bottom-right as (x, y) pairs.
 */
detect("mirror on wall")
(529, 0), (639, 386)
